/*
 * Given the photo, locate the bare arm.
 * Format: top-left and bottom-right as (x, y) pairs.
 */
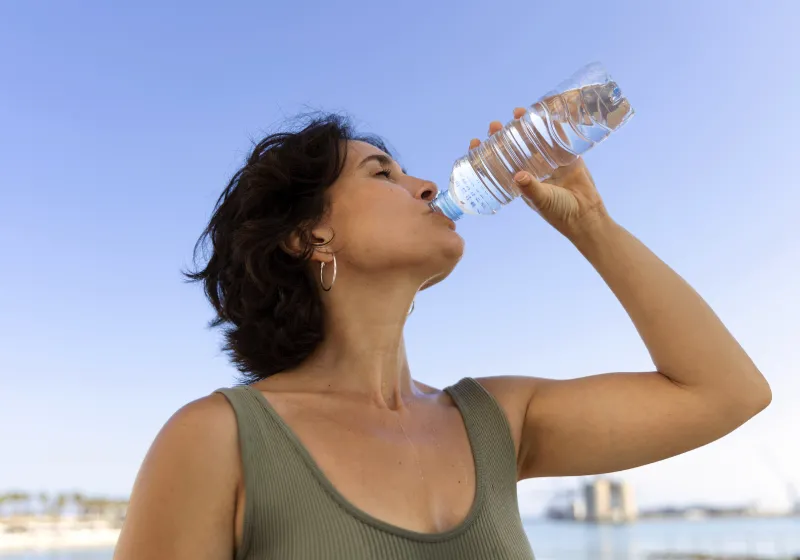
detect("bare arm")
(481, 217), (771, 479)
(113, 394), (240, 560)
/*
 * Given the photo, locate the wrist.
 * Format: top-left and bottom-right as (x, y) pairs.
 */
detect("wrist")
(565, 206), (618, 249)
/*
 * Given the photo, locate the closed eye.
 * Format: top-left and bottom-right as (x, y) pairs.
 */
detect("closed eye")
(375, 168), (392, 179)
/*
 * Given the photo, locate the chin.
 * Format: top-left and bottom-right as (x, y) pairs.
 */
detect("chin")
(419, 236), (464, 291)
(443, 230), (465, 257)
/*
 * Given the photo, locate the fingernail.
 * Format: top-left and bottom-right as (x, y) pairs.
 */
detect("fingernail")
(514, 172), (528, 183)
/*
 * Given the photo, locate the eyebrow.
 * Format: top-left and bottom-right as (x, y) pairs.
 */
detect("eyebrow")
(357, 153), (408, 175)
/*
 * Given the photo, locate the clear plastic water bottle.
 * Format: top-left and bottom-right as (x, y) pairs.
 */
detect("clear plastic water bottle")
(429, 62), (634, 221)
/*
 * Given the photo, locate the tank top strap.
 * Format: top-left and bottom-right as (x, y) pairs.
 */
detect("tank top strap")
(444, 377), (519, 501)
(215, 385), (296, 475)
(215, 385), (316, 560)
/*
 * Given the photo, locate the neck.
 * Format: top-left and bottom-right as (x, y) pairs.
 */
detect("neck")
(299, 272), (422, 410)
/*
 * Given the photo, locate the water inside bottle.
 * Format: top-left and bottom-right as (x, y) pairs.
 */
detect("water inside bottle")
(444, 81), (633, 218)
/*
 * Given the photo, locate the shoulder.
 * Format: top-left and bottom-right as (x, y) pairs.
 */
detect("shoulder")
(136, 391), (242, 494)
(114, 392), (242, 559)
(159, 392), (240, 455)
(124, 392), (243, 516)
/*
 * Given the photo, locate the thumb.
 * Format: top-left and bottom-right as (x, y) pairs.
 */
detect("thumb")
(514, 171), (552, 211)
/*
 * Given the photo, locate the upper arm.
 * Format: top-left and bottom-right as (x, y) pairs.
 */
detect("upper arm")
(478, 372), (761, 480)
(113, 393), (241, 560)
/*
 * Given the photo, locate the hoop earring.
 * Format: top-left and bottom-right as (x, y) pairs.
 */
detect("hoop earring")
(319, 256), (337, 292)
(407, 299), (415, 316)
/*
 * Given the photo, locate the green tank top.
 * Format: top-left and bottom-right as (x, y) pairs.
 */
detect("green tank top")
(216, 378), (535, 559)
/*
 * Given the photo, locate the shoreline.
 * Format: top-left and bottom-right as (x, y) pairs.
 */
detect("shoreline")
(0, 521), (119, 554)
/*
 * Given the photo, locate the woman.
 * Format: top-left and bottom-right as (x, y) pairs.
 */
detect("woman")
(114, 110), (771, 560)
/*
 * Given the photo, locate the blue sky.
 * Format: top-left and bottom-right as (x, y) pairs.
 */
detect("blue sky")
(1, 0), (798, 514)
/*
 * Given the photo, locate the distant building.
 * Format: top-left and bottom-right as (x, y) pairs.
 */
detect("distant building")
(545, 477), (637, 523)
(583, 478), (637, 523)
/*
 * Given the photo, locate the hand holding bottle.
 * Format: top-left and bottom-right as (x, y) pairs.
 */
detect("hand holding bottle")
(471, 107), (610, 240)
(430, 62), (632, 224)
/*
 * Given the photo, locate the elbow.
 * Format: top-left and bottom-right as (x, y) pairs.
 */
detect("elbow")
(752, 376), (772, 413)
(703, 367), (772, 425)
(735, 369), (772, 420)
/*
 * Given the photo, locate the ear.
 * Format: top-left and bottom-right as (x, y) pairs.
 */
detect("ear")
(280, 223), (335, 264)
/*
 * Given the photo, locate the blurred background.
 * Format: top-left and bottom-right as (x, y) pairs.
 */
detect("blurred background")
(1, 0), (798, 558)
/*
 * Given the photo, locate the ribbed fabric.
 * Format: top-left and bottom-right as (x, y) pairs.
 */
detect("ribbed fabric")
(216, 378), (535, 559)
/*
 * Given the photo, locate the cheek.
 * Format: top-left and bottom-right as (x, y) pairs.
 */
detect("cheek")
(335, 190), (415, 243)
(334, 184), (409, 222)
(349, 212), (415, 259)
(332, 212), (421, 270)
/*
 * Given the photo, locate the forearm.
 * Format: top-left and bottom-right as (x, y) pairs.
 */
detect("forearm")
(570, 216), (770, 405)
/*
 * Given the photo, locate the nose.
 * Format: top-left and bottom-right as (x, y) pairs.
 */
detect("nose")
(415, 180), (438, 202)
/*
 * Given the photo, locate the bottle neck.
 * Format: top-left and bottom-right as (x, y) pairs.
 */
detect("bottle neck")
(429, 191), (464, 221)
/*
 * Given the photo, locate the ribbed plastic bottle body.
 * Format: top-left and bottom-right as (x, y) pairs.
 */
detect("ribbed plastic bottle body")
(430, 63), (633, 220)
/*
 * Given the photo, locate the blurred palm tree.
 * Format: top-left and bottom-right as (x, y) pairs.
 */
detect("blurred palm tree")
(54, 493), (68, 521)
(20, 492), (31, 516)
(0, 491), (129, 524)
(5, 491), (30, 518)
(71, 492), (86, 520)
(85, 497), (110, 520)
(38, 492), (49, 517)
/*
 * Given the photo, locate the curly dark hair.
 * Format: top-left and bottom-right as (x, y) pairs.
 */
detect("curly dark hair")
(185, 114), (393, 383)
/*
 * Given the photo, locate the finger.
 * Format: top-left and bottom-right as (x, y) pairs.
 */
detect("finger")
(514, 171), (551, 210)
(487, 120), (503, 136)
(513, 107), (527, 119)
(514, 171), (534, 187)
(469, 138), (481, 150)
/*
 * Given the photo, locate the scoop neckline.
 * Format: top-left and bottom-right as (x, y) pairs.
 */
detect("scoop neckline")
(243, 379), (486, 543)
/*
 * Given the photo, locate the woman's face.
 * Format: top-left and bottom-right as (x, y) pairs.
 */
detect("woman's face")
(318, 141), (464, 289)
